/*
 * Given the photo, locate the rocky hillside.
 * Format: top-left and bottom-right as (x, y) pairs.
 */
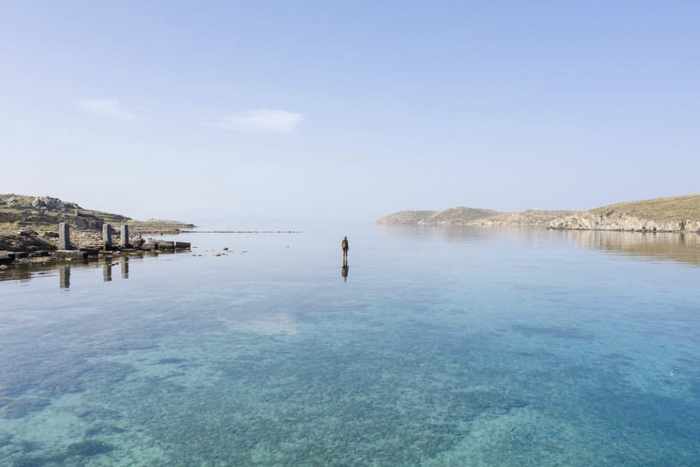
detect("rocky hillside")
(378, 207), (570, 227)
(376, 210), (439, 225)
(378, 194), (700, 233)
(472, 210), (575, 228)
(378, 207), (499, 225)
(0, 194), (194, 233)
(0, 194), (130, 233)
(549, 195), (700, 232)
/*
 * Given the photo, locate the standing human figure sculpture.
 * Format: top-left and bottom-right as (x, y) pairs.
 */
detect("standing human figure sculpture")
(341, 236), (349, 267)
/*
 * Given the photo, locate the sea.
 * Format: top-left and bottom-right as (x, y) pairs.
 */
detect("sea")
(1, 225), (699, 466)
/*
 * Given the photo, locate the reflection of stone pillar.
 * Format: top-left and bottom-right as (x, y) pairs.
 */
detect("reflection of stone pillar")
(120, 256), (129, 279)
(103, 262), (112, 282)
(120, 225), (130, 248)
(59, 265), (71, 289)
(102, 224), (113, 250)
(58, 223), (71, 250)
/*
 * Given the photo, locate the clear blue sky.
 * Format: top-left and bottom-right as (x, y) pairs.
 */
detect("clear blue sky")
(2, 1), (699, 225)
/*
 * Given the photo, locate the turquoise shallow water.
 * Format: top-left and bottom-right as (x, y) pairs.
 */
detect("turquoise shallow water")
(1, 227), (699, 466)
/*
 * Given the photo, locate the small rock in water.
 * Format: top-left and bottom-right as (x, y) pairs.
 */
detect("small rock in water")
(65, 439), (114, 457)
(0, 254), (14, 265)
(18, 228), (38, 237)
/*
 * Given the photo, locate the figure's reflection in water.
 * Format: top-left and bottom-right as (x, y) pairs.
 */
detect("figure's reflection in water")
(103, 261), (112, 282)
(121, 256), (129, 279)
(59, 265), (71, 289)
(341, 264), (349, 282)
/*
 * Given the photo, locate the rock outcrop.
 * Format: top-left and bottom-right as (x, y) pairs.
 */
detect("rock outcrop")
(548, 213), (700, 233)
(0, 232), (55, 253)
(0, 194), (130, 232)
(31, 196), (80, 211)
(0, 194), (193, 235)
(471, 210), (574, 228)
(548, 195), (700, 232)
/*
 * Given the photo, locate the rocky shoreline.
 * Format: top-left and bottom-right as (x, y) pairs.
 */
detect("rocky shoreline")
(0, 227), (191, 270)
(0, 232), (191, 270)
(548, 212), (700, 233)
(0, 194), (195, 270)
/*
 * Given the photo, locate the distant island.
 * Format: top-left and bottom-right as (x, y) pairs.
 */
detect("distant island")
(378, 194), (700, 233)
(0, 194), (194, 253)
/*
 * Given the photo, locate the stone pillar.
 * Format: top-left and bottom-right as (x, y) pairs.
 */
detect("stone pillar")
(102, 224), (112, 250)
(58, 223), (71, 250)
(120, 224), (130, 248)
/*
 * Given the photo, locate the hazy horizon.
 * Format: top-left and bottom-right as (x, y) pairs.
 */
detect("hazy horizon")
(3, 2), (699, 224)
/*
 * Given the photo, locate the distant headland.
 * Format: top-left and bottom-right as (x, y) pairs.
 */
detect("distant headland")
(378, 194), (700, 233)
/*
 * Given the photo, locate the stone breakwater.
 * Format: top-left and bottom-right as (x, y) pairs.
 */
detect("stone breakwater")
(548, 213), (700, 233)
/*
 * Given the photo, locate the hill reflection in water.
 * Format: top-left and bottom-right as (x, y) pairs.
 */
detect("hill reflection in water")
(2, 228), (698, 289)
(378, 225), (700, 267)
(564, 230), (700, 267)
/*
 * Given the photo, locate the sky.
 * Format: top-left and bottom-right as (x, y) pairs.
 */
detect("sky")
(1, 1), (699, 226)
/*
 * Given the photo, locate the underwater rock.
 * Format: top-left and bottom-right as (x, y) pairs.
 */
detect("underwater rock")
(65, 439), (115, 457)
(511, 324), (593, 340)
(157, 358), (187, 365)
(85, 424), (127, 437)
(0, 431), (13, 448)
(0, 398), (51, 419)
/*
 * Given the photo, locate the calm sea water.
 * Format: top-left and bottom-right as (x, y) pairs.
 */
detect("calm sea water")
(1, 226), (699, 466)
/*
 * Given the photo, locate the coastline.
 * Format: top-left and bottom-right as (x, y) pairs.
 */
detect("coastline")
(378, 194), (700, 234)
